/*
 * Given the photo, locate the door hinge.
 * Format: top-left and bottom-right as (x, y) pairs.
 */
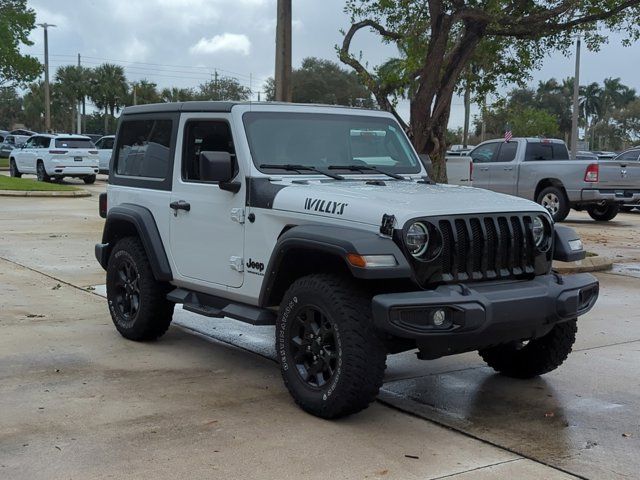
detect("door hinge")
(230, 208), (245, 224)
(229, 256), (244, 272)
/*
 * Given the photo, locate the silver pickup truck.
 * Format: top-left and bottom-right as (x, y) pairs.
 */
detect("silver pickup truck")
(466, 138), (640, 222)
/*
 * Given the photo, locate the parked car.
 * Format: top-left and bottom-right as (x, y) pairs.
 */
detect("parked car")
(0, 129), (8, 144)
(612, 148), (640, 212)
(591, 150), (618, 160)
(8, 129), (36, 146)
(95, 101), (598, 419)
(466, 138), (640, 222)
(9, 134), (99, 183)
(94, 135), (115, 173)
(0, 135), (26, 158)
(575, 151), (599, 161)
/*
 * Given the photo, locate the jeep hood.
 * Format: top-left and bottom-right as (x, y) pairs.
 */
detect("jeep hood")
(270, 179), (548, 227)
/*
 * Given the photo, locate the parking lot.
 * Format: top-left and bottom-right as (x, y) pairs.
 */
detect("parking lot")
(1, 174), (639, 479)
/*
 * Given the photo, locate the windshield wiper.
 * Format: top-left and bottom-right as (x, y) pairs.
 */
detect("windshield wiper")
(328, 164), (406, 180)
(260, 163), (344, 180)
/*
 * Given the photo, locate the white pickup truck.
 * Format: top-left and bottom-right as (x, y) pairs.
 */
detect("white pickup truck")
(464, 138), (640, 222)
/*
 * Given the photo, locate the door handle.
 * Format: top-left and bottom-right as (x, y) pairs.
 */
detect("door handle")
(169, 200), (191, 216)
(479, 167), (489, 171)
(503, 167), (514, 171)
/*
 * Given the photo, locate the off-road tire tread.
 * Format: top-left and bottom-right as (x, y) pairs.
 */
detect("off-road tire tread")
(106, 236), (174, 341)
(536, 186), (570, 223)
(278, 274), (387, 419)
(479, 320), (577, 379)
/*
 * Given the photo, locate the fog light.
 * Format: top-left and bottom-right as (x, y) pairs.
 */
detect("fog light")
(568, 239), (583, 251)
(432, 309), (446, 326)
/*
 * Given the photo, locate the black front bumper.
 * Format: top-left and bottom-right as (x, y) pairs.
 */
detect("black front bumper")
(372, 273), (599, 359)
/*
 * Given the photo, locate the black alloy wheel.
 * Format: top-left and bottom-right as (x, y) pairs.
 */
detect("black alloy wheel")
(289, 306), (338, 388)
(113, 258), (141, 323)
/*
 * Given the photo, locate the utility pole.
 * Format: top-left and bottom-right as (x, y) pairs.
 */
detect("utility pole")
(38, 23), (56, 132)
(480, 94), (487, 142)
(463, 82), (471, 148)
(133, 84), (137, 105)
(274, 0), (292, 102)
(570, 35), (581, 159)
(77, 53), (82, 134)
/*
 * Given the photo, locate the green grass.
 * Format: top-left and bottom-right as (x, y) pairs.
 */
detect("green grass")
(0, 158), (8, 168)
(0, 175), (80, 191)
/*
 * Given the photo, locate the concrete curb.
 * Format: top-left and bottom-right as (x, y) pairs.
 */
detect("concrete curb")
(553, 255), (613, 274)
(0, 189), (91, 198)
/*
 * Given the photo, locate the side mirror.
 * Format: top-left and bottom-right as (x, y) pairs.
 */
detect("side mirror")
(199, 151), (240, 193)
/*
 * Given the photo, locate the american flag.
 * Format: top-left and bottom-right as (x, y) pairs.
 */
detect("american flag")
(504, 124), (513, 142)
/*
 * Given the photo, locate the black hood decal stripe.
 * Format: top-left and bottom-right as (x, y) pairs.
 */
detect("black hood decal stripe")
(246, 177), (288, 209)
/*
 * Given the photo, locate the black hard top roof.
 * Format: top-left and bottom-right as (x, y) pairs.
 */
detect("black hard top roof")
(121, 101), (368, 116)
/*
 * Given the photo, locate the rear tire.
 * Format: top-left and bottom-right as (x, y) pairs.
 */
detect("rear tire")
(36, 161), (50, 182)
(276, 274), (387, 419)
(536, 186), (570, 222)
(83, 175), (96, 184)
(479, 320), (577, 378)
(587, 204), (619, 221)
(106, 236), (174, 341)
(9, 159), (21, 178)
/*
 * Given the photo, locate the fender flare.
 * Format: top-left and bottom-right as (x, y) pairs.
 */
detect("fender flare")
(258, 224), (412, 307)
(95, 203), (172, 281)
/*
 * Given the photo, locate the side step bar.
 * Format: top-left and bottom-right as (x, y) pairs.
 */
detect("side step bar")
(167, 288), (276, 326)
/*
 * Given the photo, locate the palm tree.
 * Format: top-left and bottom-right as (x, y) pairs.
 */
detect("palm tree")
(89, 63), (128, 134)
(129, 79), (160, 105)
(160, 86), (194, 103)
(579, 82), (602, 148)
(55, 65), (90, 132)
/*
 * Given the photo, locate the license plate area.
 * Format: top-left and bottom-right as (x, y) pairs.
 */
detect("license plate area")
(74, 156), (83, 162)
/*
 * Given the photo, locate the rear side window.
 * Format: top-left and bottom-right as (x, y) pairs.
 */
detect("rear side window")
(55, 138), (93, 149)
(102, 138), (114, 149)
(525, 142), (569, 161)
(115, 119), (173, 179)
(35, 137), (51, 148)
(617, 150), (640, 162)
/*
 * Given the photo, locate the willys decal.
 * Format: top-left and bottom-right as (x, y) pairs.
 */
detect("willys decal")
(304, 197), (348, 215)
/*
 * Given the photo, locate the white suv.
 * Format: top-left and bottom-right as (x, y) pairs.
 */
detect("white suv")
(95, 101), (599, 419)
(9, 134), (100, 184)
(94, 135), (115, 173)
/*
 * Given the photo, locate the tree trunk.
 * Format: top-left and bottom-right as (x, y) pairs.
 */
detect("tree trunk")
(463, 82), (471, 148)
(104, 106), (109, 134)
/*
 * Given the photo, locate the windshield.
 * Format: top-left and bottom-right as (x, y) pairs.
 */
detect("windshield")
(243, 112), (421, 175)
(55, 138), (94, 149)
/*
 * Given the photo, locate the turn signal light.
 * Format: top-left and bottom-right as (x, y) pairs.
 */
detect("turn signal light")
(346, 253), (397, 268)
(584, 163), (599, 182)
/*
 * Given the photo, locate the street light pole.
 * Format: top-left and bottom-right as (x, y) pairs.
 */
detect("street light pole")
(274, 0), (292, 102)
(570, 35), (581, 159)
(37, 23), (56, 133)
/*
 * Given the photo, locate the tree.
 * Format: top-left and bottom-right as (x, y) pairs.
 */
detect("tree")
(160, 87), (195, 103)
(0, 0), (41, 87)
(55, 65), (91, 132)
(128, 79), (161, 105)
(195, 74), (250, 101)
(89, 63), (128, 134)
(0, 87), (23, 128)
(22, 81), (45, 131)
(264, 57), (375, 107)
(340, 1), (640, 182)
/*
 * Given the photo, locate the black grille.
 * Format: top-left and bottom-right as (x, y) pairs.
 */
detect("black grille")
(437, 215), (536, 282)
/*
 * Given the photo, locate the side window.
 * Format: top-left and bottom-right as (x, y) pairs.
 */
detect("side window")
(24, 137), (36, 148)
(37, 137), (51, 149)
(103, 138), (114, 149)
(470, 143), (499, 163)
(115, 119), (173, 179)
(94, 139), (103, 149)
(551, 143), (569, 159)
(182, 120), (235, 182)
(525, 143), (554, 161)
(496, 141), (517, 162)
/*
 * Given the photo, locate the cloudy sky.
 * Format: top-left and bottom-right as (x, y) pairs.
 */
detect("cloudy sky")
(22, 0), (640, 128)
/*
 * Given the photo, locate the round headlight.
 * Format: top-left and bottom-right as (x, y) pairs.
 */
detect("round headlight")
(406, 222), (429, 257)
(532, 215), (546, 248)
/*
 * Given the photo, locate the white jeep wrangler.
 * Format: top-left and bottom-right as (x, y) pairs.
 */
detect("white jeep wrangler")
(96, 102), (599, 419)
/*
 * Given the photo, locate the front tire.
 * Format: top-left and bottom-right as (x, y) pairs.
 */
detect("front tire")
(9, 159), (21, 178)
(36, 161), (50, 182)
(83, 175), (96, 184)
(276, 274), (387, 419)
(479, 320), (577, 378)
(587, 204), (619, 221)
(536, 186), (570, 222)
(106, 236), (174, 341)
